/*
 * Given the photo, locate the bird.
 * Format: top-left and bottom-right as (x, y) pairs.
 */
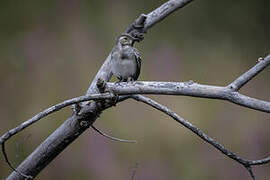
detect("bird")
(111, 34), (141, 82)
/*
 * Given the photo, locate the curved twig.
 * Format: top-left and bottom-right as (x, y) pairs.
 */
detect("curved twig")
(131, 95), (269, 180)
(91, 125), (137, 143)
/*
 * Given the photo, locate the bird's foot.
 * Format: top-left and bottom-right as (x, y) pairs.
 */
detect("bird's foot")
(115, 78), (124, 85)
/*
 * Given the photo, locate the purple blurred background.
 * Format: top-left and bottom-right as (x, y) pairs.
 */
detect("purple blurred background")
(1, 0), (270, 179)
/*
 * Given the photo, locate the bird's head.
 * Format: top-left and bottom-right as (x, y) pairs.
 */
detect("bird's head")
(117, 34), (138, 47)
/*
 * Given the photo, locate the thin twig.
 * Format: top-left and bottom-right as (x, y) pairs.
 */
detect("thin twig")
(228, 55), (270, 91)
(130, 95), (270, 180)
(91, 125), (137, 143)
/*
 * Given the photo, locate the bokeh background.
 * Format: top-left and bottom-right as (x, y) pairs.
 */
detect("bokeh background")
(1, 0), (270, 179)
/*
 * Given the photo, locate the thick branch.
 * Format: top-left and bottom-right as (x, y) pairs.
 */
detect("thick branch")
(105, 81), (270, 113)
(5, 0), (193, 179)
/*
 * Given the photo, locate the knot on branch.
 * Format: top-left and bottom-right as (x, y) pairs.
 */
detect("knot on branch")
(125, 14), (147, 42)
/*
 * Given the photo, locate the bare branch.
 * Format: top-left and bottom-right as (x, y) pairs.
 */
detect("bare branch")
(130, 95), (268, 180)
(228, 55), (270, 91)
(105, 81), (270, 113)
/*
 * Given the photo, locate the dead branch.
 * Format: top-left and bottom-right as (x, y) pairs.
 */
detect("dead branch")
(131, 95), (270, 180)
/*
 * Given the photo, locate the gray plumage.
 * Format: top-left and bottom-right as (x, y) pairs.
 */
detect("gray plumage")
(111, 34), (141, 82)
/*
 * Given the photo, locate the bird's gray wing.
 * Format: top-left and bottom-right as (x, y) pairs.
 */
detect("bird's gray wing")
(132, 47), (141, 80)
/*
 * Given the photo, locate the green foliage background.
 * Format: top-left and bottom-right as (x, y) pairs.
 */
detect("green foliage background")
(1, 0), (270, 179)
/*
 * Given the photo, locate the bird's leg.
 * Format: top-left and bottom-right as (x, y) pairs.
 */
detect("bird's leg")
(115, 77), (123, 84)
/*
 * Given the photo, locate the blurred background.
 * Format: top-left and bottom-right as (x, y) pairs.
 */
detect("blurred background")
(1, 0), (270, 179)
